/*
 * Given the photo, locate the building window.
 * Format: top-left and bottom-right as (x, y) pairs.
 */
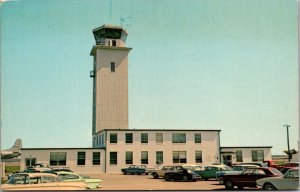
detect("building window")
(125, 133), (133, 143)
(236, 150), (243, 162)
(172, 133), (186, 143)
(110, 133), (118, 144)
(112, 40), (116, 46)
(141, 133), (148, 143)
(50, 152), (67, 166)
(195, 151), (202, 163)
(110, 152), (118, 165)
(195, 133), (201, 143)
(111, 62), (115, 72)
(141, 151), (148, 164)
(252, 150), (264, 162)
(126, 151), (133, 164)
(93, 152), (101, 165)
(173, 151), (187, 163)
(77, 152), (86, 165)
(156, 133), (163, 143)
(156, 151), (163, 164)
(25, 157), (37, 167)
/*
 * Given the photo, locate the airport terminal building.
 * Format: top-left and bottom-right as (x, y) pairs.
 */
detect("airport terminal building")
(19, 25), (272, 174)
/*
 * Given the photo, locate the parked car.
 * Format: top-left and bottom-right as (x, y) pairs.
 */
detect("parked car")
(237, 162), (268, 167)
(182, 164), (204, 171)
(121, 165), (151, 175)
(194, 165), (231, 180)
(165, 168), (201, 182)
(280, 162), (299, 174)
(51, 167), (73, 172)
(221, 167), (282, 190)
(0, 173), (86, 190)
(150, 165), (183, 179)
(216, 164), (259, 184)
(56, 171), (102, 190)
(256, 167), (299, 190)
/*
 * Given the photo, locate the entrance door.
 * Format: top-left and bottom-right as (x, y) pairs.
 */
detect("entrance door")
(222, 154), (232, 166)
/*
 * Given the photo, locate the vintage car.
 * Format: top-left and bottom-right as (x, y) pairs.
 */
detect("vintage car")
(121, 165), (151, 175)
(150, 165), (183, 179)
(165, 168), (201, 182)
(194, 164), (231, 180)
(0, 173), (86, 190)
(221, 167), (282, 190)
(256, 167), (299, 190)
(56, 171), (102, 190)
(216, 164), (259, 184)
(279, 162), (299, 174)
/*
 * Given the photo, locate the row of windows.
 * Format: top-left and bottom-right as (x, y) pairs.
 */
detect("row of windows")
(109, 150), (203, 165)
(109, 133), (202, 144)
(25, 152), (101, 167)
(235, 150), (264, 162)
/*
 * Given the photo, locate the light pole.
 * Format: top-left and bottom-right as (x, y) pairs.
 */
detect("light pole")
(283, 124), (291, 162)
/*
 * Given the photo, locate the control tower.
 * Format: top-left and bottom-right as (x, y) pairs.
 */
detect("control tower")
(90, 25), (132, 137)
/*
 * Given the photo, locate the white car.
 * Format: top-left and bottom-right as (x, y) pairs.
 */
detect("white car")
(0, 173), (86, 190)
(56, 171), (102, 190)
(256, 167), (299, 190)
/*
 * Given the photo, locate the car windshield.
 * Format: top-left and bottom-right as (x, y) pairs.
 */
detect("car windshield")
(270, 168), (283, 176)
(7, 175), (29, 184)
(284, 169), (299, 178)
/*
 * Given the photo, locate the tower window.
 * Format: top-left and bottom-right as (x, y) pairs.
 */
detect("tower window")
(111, 62), (115, 72)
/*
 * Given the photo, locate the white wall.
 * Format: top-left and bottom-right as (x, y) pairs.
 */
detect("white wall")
(20, 148), (105, 174)
(105, 130), (220, 173)
(221, 147), (272, 164)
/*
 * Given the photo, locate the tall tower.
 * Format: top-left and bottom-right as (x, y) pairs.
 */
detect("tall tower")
(90, 25), (131, 138)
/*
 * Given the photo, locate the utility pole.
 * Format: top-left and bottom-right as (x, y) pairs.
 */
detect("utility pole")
(283, 124), (291, 162)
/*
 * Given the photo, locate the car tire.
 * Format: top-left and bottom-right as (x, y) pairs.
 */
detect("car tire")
(153, 173), (159, 179)
(123, 172), (127, 175)
(182, 175), (188, 182)
(224, 180), (234, 190)
(263, 183), (277, 190)
(165, 175), (171, 181)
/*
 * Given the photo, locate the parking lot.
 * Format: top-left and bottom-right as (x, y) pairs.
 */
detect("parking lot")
(84, 173), (258, 190)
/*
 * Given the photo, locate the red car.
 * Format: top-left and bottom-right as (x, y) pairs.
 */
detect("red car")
(221, 167), (282, 190)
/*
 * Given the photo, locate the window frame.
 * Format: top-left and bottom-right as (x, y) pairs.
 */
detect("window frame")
(173, 151), (187, 163)
(110, 152), (118, 165)
(236, 150), (243, 162)
(125, 133), (133, 143)
(77, 151), (86, 165)
(251, 150), (264, 162)
(50, 152), (67, 166)
(141, 133), (148, 144)
(172, 133), (186, 143)
(156, 133), (163, 143)
(125, 151), (133, 164)
(141, 151), (148, 164)
(194, 133), (201, 143)
(93, 152), (101, 165)
(156, 151), (163, 164)
(111, 62), (115, 72)
(110, 133), (118, 144)
(195, 150), (202, 163)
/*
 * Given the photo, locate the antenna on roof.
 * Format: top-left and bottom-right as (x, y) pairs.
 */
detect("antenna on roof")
(109, 0), (112, 19)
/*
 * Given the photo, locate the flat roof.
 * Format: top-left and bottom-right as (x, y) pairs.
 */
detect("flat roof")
(97, 128), (221, 134)
(221, 146), (273, 149)
(21, 147), (104, 150)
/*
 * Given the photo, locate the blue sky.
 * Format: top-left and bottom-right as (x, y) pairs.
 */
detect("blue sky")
(1, 0), (298, 155)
